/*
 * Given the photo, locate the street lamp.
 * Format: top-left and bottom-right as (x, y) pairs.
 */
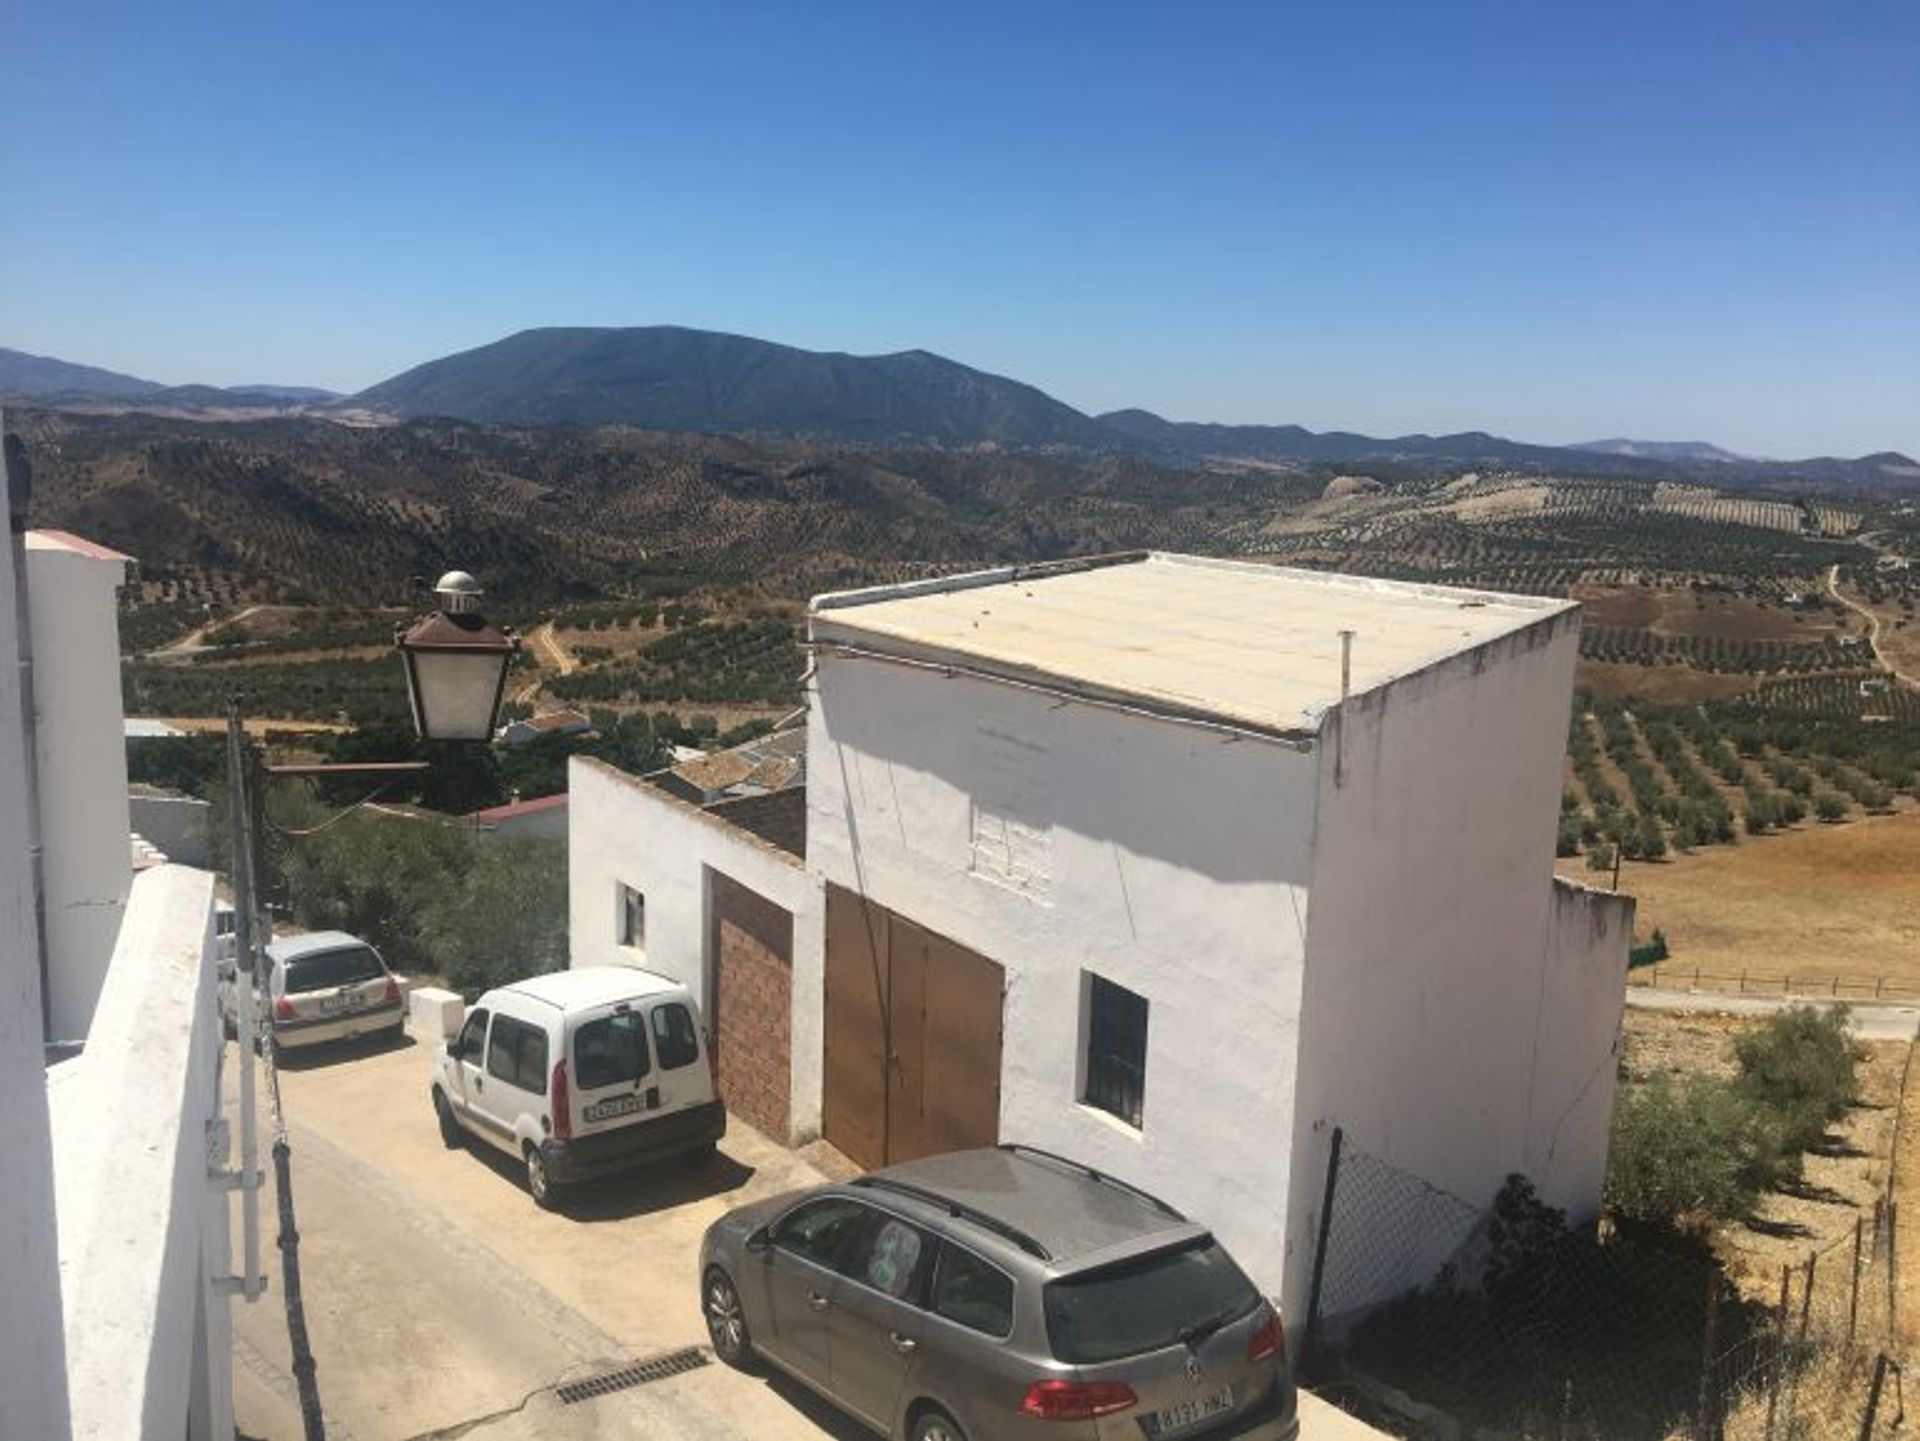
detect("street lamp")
(395, 570), (519, 742)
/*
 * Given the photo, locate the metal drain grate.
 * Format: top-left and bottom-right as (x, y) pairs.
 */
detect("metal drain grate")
(555, 1347), (711, 1405)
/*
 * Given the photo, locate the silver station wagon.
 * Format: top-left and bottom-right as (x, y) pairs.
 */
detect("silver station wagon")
(699, 1145), (1298, 1441)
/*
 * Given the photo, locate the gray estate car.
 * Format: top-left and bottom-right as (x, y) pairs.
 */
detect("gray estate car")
(698, 1145), (1298, 1441)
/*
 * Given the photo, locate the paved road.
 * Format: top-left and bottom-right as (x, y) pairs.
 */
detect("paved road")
(1626, 985), (1920, 1041)
(230, 1031), (1375, 1440)
(229, 1033), (862, 1441)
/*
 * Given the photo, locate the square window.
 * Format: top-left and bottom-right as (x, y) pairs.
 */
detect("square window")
(618, 884), (646, 953)
(1082, 973), (1148, 1129)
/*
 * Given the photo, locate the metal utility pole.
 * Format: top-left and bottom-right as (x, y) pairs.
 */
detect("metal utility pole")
(224, 701), (266, 1304)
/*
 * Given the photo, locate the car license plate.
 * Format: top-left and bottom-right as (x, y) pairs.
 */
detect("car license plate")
(318, 993), (355, 1014)
(585, 1094), (640, 1123)
(1146, 1386), (1234, 1437)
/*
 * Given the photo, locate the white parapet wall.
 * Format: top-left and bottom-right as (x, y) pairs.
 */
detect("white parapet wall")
(26, 532), (135, 1042)
(0, 460), (72, 1440)
(49, 863), (230, 1441)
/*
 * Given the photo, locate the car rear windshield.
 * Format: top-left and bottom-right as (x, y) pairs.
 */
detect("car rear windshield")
(1044, 1237), (1260, 1364)
(284, 946), (385, 993)
(573, 1012), (650, 1090)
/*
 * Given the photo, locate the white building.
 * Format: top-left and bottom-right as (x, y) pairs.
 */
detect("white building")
(26, 530), (137, 1041)
(569, 750), (821, 1143)
(565, 552), (1632, 1322)
(804, 553), (1631, 1319)
(1, 468), (240, 1440)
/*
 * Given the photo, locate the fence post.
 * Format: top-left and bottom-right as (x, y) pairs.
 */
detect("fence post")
(1852, 1216), (1865, 1343)
(1300, 1126), (1343, 1379)
(1765, 1264), (1790, 1441)
(1697, 1272), (1722, 1441)
(1858, 1353), (1889, 1441)
(1888, 1201), (1899, 1343)
(1801, 1252), (1818, 1344)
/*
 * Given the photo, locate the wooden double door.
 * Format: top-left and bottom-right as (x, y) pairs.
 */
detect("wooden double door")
(822, 883), (1005, 1170)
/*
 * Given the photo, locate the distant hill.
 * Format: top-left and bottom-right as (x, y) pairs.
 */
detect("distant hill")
(8, 332), (1911, 488)
(0, 348), (339, 414)
(1097, 407), (1585, 467)
(0, 347), (160, 399)
(1573, 438), (1749, 464)
(352, 326), (1114, 447)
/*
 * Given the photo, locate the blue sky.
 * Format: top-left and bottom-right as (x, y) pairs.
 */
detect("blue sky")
(2, 1), (1914, 456)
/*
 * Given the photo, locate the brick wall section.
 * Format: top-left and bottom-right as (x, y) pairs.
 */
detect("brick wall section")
(711, 872), (794, 1140)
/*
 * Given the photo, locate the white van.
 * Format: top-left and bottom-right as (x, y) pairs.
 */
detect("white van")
(429, 966), (725, 1207)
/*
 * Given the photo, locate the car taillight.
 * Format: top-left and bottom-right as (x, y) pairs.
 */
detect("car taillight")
(274, 996), (296, 1020)
(551, 1059), (572, 1140)
(382, 976), (401, 1005)
(1248, 1304), (1284, 1362)
(1019, 1380), (1137, 1421)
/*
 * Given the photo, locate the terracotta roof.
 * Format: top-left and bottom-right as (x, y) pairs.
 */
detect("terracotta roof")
(526, 709), (592, 732)
(707, 788), (807, 859)
(670, 751), (756, 794)
(469, 793), (570, 823)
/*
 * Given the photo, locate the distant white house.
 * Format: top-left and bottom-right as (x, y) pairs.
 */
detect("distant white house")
(465, 790), (570, 843)
(568, 552), (1633, 1323)
(494, 708), (595, 748)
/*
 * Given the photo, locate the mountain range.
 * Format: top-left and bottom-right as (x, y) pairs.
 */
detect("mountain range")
(0, 347), (337, 412)
(4, 331), (1913, 488)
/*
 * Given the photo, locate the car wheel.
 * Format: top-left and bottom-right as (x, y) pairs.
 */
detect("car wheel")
(910, 1407), (967, 1441)
(525, 1146), (558, 1209)
(703, 1267), (753, 1367)
(433, 1090), (463, 1149)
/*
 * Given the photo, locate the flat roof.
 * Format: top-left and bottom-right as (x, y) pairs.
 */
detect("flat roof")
(811, 552), (1575, 737)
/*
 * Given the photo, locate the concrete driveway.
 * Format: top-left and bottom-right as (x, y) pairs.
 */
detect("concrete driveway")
(230, 1028), (1377, 1441)
(230, 1029), (862, 1441)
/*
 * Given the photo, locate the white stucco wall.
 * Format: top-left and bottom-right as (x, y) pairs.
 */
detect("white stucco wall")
(1283, 611), (1600, 1320)
(567, 758), (825, 1141)
(130, 792), (213, 868)
(1532, 876), (1634, 1212)
(0, 510), (73, 1438)
(27, 536), (133, 1042)
(50, 862), (229, 1441)
(808, 653), (1317, 1297)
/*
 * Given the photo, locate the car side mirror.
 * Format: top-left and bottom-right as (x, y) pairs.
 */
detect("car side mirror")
(745, 1227), (771, 1255)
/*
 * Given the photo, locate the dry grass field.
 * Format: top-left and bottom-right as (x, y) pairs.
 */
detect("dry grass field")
(1573, 583), (1847, 643)
(1568, 807), (1920, 988)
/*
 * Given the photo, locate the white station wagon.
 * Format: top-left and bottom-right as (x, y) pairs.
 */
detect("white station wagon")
(430, 966), (726, 1207)
(219, 929), (405, 1052)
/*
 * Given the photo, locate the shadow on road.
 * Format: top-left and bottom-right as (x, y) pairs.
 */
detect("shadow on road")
(451, 1137), (761, 1221)
(755, 1366), (888, 1441)
(270, 1027), (419, 1072)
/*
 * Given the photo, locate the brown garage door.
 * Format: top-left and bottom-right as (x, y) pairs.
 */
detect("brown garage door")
(709, 871), (793, 1140)
(823, 883), (1004, 1169)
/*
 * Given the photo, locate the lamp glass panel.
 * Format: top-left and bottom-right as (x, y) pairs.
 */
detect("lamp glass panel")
(408, 649), (506, 740)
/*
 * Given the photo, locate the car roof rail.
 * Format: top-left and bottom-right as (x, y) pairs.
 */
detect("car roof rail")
(996, 1143), (1187, 1222)
(852, 1175), (1052, 1261)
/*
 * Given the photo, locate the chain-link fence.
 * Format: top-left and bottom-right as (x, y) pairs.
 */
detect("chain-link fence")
(1303, 1130), (1906, 1441)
